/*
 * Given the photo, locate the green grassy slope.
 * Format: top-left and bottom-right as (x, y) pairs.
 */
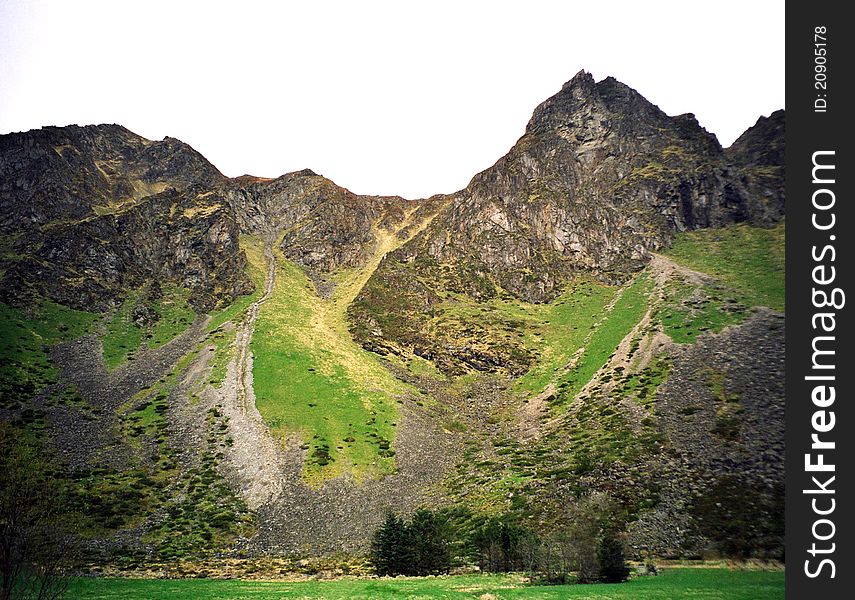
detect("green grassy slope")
(102, 284), (197, 370)
(554, 273), (652, 403)
(661, 221), (784, 311)
(0, 300), (97, 410)
(248, 238), (409, 485)
(512, 279), (616, 395)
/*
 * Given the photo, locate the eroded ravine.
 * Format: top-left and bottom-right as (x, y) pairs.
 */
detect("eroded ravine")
(221, 210), (457, 554)
(305, 205), (438, 396)
(214, 239), (291, 510)
(215, 207), (449, 511)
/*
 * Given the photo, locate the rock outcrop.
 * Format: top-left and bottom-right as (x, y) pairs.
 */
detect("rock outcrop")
(0, 125), (248, 311)
(0, 124), (224, 234)
(220, 170), (410, 274)
(349, 71), (785, 373)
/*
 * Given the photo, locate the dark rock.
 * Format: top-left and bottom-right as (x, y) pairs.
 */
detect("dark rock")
(0, 126), (249, 311)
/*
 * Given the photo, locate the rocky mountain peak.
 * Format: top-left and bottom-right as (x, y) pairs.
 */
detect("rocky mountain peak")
(0, 72), (784, 324)
(386, 72), (783, 300)
(560, 69), (597, 93)
(349, 73), (785, 372)
(726, 109), (785, 167)
(0, 123), (225, 235)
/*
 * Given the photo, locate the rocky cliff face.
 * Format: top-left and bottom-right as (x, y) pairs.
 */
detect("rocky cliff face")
(0, 75), (784, 317)
(0, 124), (224, 233)
(0, 125), (248, 311)
(1, 185), (251, 311)
(409, 72), (782, 297)
(220, 170), (410, 276)
(724, 109), (786, 211)
(349, 71), (785, 374)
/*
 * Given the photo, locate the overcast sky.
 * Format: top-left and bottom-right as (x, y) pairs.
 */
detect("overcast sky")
(0, 0), (784, 199)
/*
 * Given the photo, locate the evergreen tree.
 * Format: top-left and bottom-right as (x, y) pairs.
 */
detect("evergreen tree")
(370, 509), (455, 576)
(596, 532), (630, 583)
(370, 512), (410, 576)
(408, 509), (452, 575)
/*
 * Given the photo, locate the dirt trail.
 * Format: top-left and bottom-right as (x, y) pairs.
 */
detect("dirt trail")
(234, 243), (276, 415)
(215, 240), (291, 510)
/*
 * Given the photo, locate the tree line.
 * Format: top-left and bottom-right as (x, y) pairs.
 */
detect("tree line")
(370, 502), (632, 584)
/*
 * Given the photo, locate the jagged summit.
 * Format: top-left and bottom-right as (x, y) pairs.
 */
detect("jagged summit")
(0, 72), (784, 314)
(726, 109), (785, 163)
(565, 68), (594, 85)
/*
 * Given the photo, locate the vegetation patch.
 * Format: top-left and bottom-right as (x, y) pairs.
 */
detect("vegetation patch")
(251, 241), (405, 484)
(655, 280), (747, 344)
(0, 300), (97, 409)
(554, 274), (652, 404)
(204, 328), (236, 389)
(513, 279), (617, 395)
(102, 282), (196, 370)
(613, 357), (672, 409)
(68, 467), (167, 533)
(661, 221), (784, 311)
(703, 368), (744, 441)
(144, 405), (254, 559)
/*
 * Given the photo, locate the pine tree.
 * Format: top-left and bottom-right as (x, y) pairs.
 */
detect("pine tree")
(596, 532), (630, 583)
(370, 512), (410, 576)
(408, 509), (452, 575)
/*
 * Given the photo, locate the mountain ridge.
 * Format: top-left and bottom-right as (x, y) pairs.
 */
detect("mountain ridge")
(0, 71), (785, 563)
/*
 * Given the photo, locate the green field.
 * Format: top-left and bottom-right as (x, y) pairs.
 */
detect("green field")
(67, 569), (783, 599)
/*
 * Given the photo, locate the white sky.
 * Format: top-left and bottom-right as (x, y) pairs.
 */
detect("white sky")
(0, 0), (784, 199)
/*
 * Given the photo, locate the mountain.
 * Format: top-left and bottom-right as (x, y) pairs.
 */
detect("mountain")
(0, 71), (785, 566)
(0, 124), (247, 311)
(350, 71), (784, 376)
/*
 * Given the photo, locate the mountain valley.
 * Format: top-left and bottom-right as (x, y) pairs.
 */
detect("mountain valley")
(0, 71), (785, 568)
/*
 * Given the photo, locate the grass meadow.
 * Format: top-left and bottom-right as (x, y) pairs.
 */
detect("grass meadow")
(67, 568), (784, 600)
